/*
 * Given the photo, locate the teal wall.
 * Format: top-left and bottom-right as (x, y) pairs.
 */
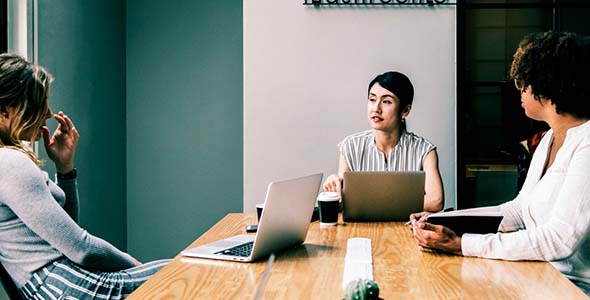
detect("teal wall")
(34, 0), (243, 262)
(0, 2), (241, 298)
(126, 0), (243, 260)
(37, 0), (128, 249)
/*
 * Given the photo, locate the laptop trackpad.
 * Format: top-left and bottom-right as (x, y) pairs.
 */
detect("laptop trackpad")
(184, 234), (255, 255)
(209, 235), (254, 248)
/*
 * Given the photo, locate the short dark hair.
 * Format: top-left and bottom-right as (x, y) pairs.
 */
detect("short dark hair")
(368, 71), (414, 110)
(510, 31), (590, 118)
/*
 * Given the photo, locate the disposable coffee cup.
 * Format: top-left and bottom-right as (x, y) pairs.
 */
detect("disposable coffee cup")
(256, 203), (264, 223)
(317, 192), (340, 226)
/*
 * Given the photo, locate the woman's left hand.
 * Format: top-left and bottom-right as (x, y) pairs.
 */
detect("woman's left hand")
(42, 111), (79, 173)
(412, 221), (463, 255)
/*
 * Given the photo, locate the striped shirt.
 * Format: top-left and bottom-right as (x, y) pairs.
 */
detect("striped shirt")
(339, 130), (435, 171)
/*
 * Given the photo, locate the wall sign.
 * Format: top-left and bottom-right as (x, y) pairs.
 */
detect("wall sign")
(303, 0), (453, 6)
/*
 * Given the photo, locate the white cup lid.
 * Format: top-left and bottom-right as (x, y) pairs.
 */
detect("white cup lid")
(317, 191), (340, 201)
(256, 203), (265, 208)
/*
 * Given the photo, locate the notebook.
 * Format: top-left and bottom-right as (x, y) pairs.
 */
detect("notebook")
(181, 173), (323, 262)
(426, 209), (503, 236)
(342, 171), (424, 222)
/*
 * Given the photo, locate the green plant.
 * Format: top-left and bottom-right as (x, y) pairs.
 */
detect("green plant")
(344, 279), (380, 300)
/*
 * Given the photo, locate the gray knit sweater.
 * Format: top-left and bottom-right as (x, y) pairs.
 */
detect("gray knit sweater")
(0, 148), (136, 287)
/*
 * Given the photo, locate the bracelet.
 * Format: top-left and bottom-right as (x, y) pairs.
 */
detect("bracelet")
(57, 168), (77, 180)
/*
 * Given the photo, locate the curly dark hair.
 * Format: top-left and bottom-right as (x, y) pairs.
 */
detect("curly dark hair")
(510, 31), (590, 118)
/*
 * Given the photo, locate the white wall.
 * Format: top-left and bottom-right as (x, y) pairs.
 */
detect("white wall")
(244, 1), (456, 211)
(6, 0), (28, 57)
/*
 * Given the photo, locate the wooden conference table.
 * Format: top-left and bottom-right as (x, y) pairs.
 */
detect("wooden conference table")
(128, 213), (586, 300)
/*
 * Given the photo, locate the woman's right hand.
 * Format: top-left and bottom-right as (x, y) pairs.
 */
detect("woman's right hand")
(410, 211), (431, 222)
(131, 256), (142, 266)
(408, 211), (431, 230)
(410, 211), (431, 223)
(42, 111), (79, 173)
(323, 174), (343, 195)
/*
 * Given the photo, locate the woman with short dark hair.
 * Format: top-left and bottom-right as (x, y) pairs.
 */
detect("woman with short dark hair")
(323, 71), (444, 212)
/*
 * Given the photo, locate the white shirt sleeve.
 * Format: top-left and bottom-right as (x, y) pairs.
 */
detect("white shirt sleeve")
(462, 136), (590, 261)
(497, 194), (526, 233)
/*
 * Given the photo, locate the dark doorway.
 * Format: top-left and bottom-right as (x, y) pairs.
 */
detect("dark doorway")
(1, 0), (7, 53)
(456, 0), (590, 208)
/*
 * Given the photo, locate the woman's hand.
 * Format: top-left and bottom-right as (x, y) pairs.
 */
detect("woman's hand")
(323, 174), (343, 195)
(131, 256), (142, 266)
(407, 211), (431, 231)
(412, 222), (462, 255)
(409, 211), (431, 223)
(42, 111), (79, 173)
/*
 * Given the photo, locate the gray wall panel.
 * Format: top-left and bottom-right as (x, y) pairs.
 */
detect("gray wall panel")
(37, 0), (127, 249)
(126, 0), (243, 261)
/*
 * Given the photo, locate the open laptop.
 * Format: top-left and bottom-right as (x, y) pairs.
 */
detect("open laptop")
(342, 171), (424, 222)
(181, 173), (323, 262)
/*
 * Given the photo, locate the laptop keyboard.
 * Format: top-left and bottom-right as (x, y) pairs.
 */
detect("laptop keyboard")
(216, 241), (254, 257)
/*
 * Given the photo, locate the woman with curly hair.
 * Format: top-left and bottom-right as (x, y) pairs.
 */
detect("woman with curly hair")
(410, 31), (590, 293)
(0, 53), (169, 299)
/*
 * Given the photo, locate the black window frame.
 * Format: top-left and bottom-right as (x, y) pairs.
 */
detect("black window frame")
(1, 0), (7, 53)
(456, 0), (590, 208)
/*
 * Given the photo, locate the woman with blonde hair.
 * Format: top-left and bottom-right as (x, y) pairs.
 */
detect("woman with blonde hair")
(0, 53), (169, 299)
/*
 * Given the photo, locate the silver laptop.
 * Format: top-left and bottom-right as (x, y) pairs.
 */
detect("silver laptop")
(181, 173), (323, 262)
(342, 171), (424, 222)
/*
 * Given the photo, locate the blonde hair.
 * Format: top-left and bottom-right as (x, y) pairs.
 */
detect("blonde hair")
(0, 53), (54, 165)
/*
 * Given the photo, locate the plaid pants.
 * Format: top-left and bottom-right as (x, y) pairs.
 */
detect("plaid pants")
(19, 258), (170, 300)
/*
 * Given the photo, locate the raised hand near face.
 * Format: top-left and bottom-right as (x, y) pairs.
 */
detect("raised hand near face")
(42, 111), (79, 173)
